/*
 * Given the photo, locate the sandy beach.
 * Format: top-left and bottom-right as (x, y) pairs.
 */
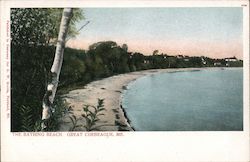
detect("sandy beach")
(59, 68), (207, 131)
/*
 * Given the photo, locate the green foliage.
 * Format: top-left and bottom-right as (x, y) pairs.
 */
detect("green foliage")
(68, 114), (82, 131)
(19, 105), (34, 131)
(60, 48), (87, 86)
(11, 8), (51, 46)
(11, 8), (84, 46)
(11, 8), (83, 132)
(11, 45), (54, 131)
(42, 98), (69, 131)
(14, 97), (68, 132)
(67, 99), (107, 131)
(81, 99), (106, 131)
(67, 9), (85, 38)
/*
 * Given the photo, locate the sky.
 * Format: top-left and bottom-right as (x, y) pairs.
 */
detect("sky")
(67, 7), (243, 59)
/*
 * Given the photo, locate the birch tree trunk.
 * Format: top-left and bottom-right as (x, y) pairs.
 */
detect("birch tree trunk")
(42, 8), (73, 129)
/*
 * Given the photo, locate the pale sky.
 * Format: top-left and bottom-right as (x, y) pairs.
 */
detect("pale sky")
(67, 7), (243, 59)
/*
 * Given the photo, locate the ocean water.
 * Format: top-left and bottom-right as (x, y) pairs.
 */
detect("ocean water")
(122, 68), (243, 131)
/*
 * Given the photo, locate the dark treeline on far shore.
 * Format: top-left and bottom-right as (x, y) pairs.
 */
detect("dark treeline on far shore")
(11, 41), (243, 131)
(60, 41), (243, 89)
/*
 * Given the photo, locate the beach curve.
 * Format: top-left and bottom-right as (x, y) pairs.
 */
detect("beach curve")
(59, 68), (203, 131)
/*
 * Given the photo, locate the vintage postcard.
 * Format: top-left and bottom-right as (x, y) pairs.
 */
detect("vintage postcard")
(1, 0), (249, 162)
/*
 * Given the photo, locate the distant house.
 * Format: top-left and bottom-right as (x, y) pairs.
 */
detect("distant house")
(184, 58), (189, 62)
(225, 57), (237, 62)
(214, 62), (221, 66)
(201, 57), (207, 65)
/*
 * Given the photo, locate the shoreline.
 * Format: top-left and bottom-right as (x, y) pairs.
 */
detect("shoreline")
(59, 67), (237, 131)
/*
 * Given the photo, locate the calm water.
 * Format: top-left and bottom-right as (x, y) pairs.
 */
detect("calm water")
(122, 68), (243, 131)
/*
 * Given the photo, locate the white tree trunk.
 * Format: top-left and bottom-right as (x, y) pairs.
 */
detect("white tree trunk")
(42, 8), (73, 129)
